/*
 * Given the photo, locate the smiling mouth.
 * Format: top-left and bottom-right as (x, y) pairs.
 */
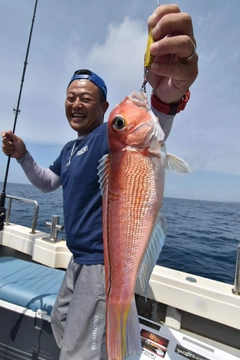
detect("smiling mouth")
(72, 113), (85, 119)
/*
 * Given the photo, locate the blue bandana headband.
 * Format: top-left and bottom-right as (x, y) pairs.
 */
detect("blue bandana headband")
(68, 69), (107, 101)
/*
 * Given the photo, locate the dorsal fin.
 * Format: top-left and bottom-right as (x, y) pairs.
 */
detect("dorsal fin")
(97, 154), (110, 294)
(97, 153), (110, 196)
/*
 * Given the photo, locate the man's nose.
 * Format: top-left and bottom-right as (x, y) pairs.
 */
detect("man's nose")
(73, 98), (83, 108)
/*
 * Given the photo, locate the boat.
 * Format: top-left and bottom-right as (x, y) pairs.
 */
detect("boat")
(0, 193), (239, 360)
(1, 1), (240, 357)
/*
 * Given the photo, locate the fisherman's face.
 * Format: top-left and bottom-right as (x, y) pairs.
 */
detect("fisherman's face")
(65, 80), (109, 136)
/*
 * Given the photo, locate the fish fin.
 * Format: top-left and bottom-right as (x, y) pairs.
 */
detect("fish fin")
(97, 154), (110, 293)
(138, 212), (167, 294)
(166, 153), (190, 173)
(97, 154), (110, 195)
(106, 296), (141, 359)
(126, 297), (142, 359)
(146, 111), (165, 156)
(151, 110), (165, 143)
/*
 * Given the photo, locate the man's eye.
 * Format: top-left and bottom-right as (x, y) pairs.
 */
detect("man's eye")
(82, 97), (93, 102)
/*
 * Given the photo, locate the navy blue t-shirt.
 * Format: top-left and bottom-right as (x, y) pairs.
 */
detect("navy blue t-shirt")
(49, 122), (108, 265)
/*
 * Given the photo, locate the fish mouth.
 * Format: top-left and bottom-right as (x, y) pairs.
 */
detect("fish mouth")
(129, 90), (149, 110)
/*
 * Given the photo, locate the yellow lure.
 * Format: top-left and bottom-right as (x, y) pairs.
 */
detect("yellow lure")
(144, 28), (154, 68)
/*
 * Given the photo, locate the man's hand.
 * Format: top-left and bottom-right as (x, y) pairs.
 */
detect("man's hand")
(148, 4), (198, 104)
(1, 130), (27, 160)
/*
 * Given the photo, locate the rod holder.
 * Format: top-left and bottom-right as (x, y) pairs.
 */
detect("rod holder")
(45, 215), (64, 242)
(233, 244), (240, 295)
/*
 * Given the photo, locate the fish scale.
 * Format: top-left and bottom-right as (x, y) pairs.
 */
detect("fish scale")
(107, 152), (162, 291)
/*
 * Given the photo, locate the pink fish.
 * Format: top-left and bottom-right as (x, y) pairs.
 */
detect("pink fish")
(98, 91), (189, 359)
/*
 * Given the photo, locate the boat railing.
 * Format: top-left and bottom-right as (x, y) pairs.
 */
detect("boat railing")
(233, 244), (240, 295)
(3, 195), (240, 293)
(5, 194), (39, 234)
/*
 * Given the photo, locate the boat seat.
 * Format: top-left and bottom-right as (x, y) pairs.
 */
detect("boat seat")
(0, 256), (65, 316)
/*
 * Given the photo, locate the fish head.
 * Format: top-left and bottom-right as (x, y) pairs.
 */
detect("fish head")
(108, 91), (165, 156)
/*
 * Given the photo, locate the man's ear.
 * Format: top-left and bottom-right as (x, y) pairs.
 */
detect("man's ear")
(102, 101), (109, 115)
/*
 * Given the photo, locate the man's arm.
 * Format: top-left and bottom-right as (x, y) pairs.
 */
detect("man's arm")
(2, 130), (61, 193)
(17, 151), (61, 193)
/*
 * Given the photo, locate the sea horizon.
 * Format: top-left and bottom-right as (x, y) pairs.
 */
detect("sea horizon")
(1, 181), (239, 205)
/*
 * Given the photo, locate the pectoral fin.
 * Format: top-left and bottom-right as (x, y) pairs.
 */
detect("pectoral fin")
(166, 153), (190, 173)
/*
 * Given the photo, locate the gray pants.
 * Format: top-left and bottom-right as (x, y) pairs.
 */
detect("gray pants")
(51, 258), (107, 360)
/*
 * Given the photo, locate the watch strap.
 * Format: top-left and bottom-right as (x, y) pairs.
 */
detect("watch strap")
(151, 90), (190, 115)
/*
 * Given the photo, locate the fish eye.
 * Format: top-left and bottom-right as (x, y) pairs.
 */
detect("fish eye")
(113, 116), (125, 130)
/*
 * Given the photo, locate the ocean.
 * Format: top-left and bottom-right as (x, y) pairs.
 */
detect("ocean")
(1, 182), (240, 286)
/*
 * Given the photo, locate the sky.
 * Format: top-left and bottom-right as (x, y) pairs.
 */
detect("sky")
(0, 0), (240, 202)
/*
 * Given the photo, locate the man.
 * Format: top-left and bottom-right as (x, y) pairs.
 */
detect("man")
(2, 4), (198, 359)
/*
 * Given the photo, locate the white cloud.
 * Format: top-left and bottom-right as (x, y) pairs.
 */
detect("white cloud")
(63, 17), (147, 104)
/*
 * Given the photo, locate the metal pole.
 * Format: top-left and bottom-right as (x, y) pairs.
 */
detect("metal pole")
(233, 244), (240, 295)
(0, 0), (39, 231)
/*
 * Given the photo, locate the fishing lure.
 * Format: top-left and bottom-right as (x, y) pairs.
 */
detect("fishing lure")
(140, 28), (154, 93)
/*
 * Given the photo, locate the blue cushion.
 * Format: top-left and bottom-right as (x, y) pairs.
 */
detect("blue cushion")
(0, 257), (65, 316)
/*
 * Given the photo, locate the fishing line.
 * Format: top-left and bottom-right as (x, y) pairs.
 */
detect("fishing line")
(0, 0), (39, 231)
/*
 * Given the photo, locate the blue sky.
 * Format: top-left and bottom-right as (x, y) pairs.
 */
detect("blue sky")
(0, 0), (240, 202)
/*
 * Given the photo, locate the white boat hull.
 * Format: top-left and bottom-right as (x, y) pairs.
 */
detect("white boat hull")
(1, 222), (240, 359)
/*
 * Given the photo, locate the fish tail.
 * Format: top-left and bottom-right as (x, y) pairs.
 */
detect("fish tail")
(107, 295), (141, 360)
(126, 297), (142, 359)
(106, 296), (125, 359)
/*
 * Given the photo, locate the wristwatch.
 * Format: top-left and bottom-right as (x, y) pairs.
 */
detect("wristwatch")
(151, 90), (190, 115)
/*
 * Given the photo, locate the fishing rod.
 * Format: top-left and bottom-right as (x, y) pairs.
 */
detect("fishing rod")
(0, 0), (39, 231)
